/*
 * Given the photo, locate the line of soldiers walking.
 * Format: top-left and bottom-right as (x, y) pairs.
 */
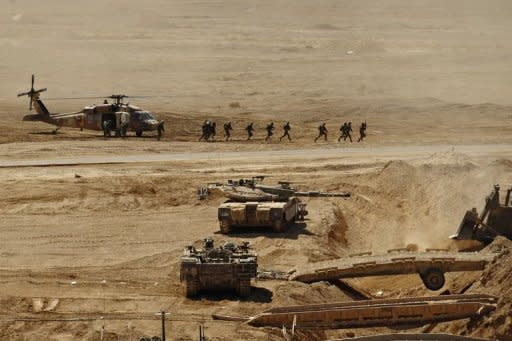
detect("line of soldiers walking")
(199, 120), (367, 143)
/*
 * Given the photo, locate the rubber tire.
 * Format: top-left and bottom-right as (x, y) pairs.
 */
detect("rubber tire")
(136, 130), (143, 137)
(420, 268), (445, 291)
(220, 221), (231, 234)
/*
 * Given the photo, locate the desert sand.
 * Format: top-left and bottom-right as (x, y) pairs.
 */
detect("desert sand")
(1, 1), (512, 340)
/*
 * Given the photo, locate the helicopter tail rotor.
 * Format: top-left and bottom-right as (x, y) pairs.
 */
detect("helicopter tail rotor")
(17, 74), (47, 111)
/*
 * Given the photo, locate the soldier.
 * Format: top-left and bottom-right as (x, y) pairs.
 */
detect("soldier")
(119, 112), (129, 138)
(223, 122), (233, 141)
(280, 121), (292, 141)
(103, 120), (112, 138)
(344, 121), (353, 142)
(338, 122), (347, 142)
(199, 120), (210, 141)
(245, 122), (254, 140)
(209, 122), (217, 141)
(265, 122), (274, 141)
(314, 122), (328, 142)
(357, 121), (367, 142)
(157, 122), (164, 141)
(204, 237), (214, 249)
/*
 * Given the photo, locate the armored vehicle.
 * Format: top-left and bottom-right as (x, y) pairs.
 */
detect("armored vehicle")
(218, 197), (306, 233)
(180, 238), (258, 297)
(209, 177), (349, 233)
(451, 185), (512, 244)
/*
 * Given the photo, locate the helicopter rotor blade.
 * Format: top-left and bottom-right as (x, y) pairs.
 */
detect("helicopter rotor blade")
(39, 94), (185, 103)
(44, 96), (107, 101)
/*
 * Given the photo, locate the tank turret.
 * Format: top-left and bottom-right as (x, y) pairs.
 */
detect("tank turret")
(205, 176), (350, 202)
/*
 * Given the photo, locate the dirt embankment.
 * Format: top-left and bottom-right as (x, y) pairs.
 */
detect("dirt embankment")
(0, 149), (511, 340)
(325, 152), (511, 255)
(429, 237), (512, 338)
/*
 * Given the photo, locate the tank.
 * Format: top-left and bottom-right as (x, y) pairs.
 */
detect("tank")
(451, 185), (512, 244)
(180, 238), (258, 297)
(208, 177), (349, 233)
(218, 197), (307, 233)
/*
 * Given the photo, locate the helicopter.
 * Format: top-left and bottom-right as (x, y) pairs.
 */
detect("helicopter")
(18, 75), (165, 139)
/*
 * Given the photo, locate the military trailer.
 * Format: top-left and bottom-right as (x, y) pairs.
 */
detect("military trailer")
(180, 238), (258, 297)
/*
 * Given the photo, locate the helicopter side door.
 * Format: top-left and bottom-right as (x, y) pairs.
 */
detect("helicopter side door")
(84, 107), (102, 130)
(101, 113), (117, 131)
(129, 111), (144, 133)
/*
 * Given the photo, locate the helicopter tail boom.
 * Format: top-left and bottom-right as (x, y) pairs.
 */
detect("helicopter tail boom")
(32, 98), (50, 116)
(18, 75), (58, 125)
(22, 98), (56, 125)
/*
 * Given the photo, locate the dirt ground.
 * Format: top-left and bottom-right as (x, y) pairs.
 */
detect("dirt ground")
(1, 1), (512, 340)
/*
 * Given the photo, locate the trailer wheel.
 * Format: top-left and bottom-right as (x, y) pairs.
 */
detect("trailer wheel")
(420, 268), (445, 291)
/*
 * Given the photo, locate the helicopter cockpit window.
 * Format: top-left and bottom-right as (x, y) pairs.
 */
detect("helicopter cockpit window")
(134, 111), (156, 120)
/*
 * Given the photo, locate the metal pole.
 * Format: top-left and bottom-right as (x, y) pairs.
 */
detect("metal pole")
(199, 324), (205, 341)
(161, 311), (166, 341)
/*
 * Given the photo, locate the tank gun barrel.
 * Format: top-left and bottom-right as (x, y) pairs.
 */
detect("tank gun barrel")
(255, 184), (350, 199)
(294, 191), (351, 198)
